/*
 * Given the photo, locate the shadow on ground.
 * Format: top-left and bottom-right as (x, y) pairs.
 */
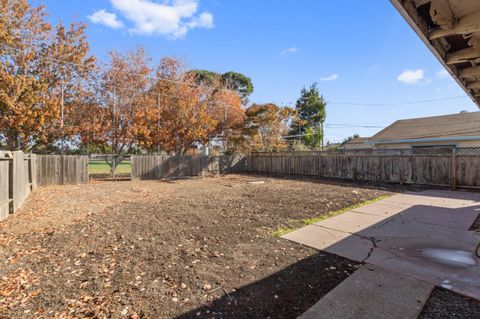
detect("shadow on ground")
(175, 253), (358, 319)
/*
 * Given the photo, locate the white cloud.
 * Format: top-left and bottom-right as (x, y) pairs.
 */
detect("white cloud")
(88, 9), (124, 29)
(320, 73), (339, 82)
(108, 0), (214, 38)
(281, 47), (297, 55)
(186, 12), (213, 29)
(436, 68), (450, 79)
(397, 69), (425, 84)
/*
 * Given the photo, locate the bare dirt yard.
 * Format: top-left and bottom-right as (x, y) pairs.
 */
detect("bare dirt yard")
(0, 174), (396, 319)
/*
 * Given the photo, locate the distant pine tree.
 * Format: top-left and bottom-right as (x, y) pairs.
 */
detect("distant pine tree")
(289, 83), (327, 149)
(340, 134), (360, 146)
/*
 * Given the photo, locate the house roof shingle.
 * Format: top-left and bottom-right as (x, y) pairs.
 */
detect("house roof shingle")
(371, 112), (480, 142)
(344, 137), (371, 146)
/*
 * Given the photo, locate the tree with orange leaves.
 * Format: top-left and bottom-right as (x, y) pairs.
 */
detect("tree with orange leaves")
(188, 69), (247, 153)
(207, 89), (245, 152)
(234, 103), (295, 152)
(152, 58), (219, 155)
(0, 0), (95, 151)
(77, 48), (154, 176)
(77, 52), (245, 175)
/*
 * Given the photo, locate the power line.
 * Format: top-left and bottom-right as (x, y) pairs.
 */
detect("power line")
(2, 43), (472, 108)
(281, 125), (384, 140)
(325, 124), (383, 128)
(279, 95), (471, 108)
(326, 95), (469, 106)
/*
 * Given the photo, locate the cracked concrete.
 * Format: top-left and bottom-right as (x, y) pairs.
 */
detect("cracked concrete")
(358, 235), (378, 264)
(283, 190), (480, 301)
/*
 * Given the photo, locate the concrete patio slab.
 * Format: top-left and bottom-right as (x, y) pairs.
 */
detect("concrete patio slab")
(299, 264), (434, 319)
(351, 198), (479, 229)
(351, 201), (412, 217)
(282, 225), (352, 249)
(383, 192), (478, 208)
(316, 228), (375, 262)
(355, 219), (480, 299)
(391, 205), (479, 230)
(282, 190), (480, 300)
(415, 189), (480, 202)
(315, 211), (391, 233)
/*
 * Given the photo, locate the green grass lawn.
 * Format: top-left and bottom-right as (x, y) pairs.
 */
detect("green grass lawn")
(88, 159), (131, 175)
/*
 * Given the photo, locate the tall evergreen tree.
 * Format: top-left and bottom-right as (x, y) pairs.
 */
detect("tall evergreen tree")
(290, 83), (327, 149)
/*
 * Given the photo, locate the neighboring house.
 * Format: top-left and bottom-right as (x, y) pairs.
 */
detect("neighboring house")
(370, 112), (480, 150)
(339, 137), (373, 151)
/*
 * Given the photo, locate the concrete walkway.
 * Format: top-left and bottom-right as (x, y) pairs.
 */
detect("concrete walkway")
(298, 265), (433, 319)
(283, 190), (480, 317)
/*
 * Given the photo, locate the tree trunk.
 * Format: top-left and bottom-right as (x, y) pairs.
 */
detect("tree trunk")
(110, 156), (116, 178)
(108, 155), (127, 179)
(6, 133), (20, 151)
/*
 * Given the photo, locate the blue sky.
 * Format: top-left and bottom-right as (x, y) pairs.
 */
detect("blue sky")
(39, 0), (478, 142)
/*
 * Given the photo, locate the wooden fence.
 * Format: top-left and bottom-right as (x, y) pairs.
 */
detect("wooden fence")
(247, 152), (480, 189)
(36, 155), (89, 186)
(131, 155), (246, 180)
(0, 151), (37, 219)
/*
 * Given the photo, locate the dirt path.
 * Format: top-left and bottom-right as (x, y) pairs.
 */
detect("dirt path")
(0, 175), (395, 318)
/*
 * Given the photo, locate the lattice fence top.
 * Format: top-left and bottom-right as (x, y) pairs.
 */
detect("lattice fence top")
(251, 147), (480, 157)
(410, 148), (453, 156)
(455, 148), (480, 156)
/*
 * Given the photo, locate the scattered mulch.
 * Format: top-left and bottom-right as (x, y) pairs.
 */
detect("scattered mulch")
(419, 287), (480, 319)
(0, 174), (396, 318)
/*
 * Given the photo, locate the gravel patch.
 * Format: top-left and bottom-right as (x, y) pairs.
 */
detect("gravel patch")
(419, 287), (480, 319)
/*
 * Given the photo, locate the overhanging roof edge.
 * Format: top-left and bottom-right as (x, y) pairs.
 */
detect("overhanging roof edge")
(389, 0), (480, 109)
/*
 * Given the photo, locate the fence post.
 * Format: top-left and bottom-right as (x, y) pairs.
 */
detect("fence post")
(7, 154), (13, 214)
(10, 151), (26, 213)
(451, 148), (457, 191)
(131, 156), (135, 181)
(0, 153), (11, 219)
(30, 154), (37, 190)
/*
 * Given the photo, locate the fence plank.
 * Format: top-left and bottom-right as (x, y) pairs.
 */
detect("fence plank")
(131, 155), (246, 180)
(12, 151), (26, 212)
(247, 152), (480, 188)
(30, 154), (37, 190)
(0, 151), (38, 219)
(0, 156), (10, 219)
(36, 155), (89, 186)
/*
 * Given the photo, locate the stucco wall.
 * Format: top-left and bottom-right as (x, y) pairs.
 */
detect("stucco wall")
(374, 139), (480, 149)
